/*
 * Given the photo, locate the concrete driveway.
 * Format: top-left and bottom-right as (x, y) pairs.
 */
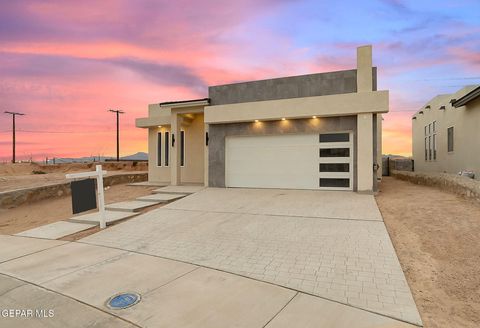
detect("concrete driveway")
(0, 188), (422, 327)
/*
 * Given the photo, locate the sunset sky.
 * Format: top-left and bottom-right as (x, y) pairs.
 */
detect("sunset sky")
(1, 0), (479, 161)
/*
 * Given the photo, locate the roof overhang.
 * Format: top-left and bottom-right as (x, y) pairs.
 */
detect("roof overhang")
(159, 98), (210, 108)
(136, 116), (171, 128)
(204, 90), (388, 124)
(452, 86), (480, 107)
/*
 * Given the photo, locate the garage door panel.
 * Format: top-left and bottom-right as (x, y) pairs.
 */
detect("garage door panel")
(227, 172), (318, 189)
(226, 135), (318, 190)
(225, 133), (352, 190)
(318, 172), (351, 178)
(227, 146), (315, 161)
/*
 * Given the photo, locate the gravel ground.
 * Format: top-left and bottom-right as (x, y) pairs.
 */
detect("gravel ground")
(0, 162), (147, 192)
(376, 177), (480, 328)
(0, 184), (156, 235)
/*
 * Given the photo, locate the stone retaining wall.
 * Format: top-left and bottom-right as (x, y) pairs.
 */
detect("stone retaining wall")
(0, 172), (148, 209)
(391, 170), (480, 203)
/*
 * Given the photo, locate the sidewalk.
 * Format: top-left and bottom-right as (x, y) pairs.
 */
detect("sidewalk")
(0, 235), (415, 328)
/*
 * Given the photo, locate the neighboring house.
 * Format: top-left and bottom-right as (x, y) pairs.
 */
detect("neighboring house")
(136, 45), (388, 192)
(412, 85), (480, 179)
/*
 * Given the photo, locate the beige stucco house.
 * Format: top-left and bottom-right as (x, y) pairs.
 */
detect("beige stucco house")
(136, 45), (388, 192)
(412, 85), (480, 179)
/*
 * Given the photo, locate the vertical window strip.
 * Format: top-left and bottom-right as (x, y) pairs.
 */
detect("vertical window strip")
(157, 132), (162, 166)
(165, 132), (170, 166)
(424, 137), (428, 161)
(424, 122), (438, 161)
(448, 127), (454, 152)
(180, 130), (185, 167)
(428, 136), (432, 160)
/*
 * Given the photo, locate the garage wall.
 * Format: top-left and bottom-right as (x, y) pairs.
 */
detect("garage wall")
(209, 69), (377, 106)
(208, 116), (358, 189)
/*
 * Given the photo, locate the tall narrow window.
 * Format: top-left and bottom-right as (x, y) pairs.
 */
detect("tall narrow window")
(424, 138), (428, 161)
(425, 121), (437, 161)
(447, 127), (454, 152)
(180, 130), (185, 167)
(164, 132), (170, 166)
(157, 133), (162, 166)
(428, 136), (432, 160)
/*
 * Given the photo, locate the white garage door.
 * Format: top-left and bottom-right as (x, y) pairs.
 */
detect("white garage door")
(225, 132), (353, 190)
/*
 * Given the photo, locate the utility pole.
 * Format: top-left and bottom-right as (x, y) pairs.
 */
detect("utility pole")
(108, 109), (124, 161)
(4, 111), (25, 163)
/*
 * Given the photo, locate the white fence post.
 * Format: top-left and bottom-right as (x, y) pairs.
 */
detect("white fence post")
(96, 165), (107, 229)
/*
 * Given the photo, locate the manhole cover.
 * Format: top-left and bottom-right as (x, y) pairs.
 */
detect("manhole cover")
(106, 292), (141, 309)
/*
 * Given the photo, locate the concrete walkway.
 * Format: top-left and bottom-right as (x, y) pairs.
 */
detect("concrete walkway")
(106, 200), (161, 212)
(153, 185), (205, 194)
(82, 188), (422, 325)
(12, 185), (190, 240)
(15, 221), (96, 239)
(0, 235), (415, 328)
(136, 193), (187, 202)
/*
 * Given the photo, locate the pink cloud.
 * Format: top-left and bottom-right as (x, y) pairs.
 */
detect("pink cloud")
(448, 47), (480, 70)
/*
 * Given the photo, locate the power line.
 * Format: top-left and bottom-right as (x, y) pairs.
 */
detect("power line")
(0, 129), (118, 134)
(410, 77), (480, 81)
(19, 129), (115, 134)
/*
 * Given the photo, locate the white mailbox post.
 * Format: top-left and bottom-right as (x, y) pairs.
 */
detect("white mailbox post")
(66, 165), (107, 229)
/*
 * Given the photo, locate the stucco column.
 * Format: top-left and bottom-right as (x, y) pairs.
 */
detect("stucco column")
(356, 45), (375, 192)
(170, 113), (182, 185)
(357, 113), (374, 192)
(357, 45), (373, 92)
(204, 123), (209, 187)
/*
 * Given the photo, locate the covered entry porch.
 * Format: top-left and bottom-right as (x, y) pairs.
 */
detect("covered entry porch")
(136, 98), (209, 186)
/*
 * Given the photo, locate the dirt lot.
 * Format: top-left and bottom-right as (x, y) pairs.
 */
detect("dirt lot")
(0, 162), (147, 192)
(0, 184), (157, 235)
(376, 177), (480, 328)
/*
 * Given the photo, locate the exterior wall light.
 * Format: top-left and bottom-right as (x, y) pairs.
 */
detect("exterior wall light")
(281, 118), (286, 121)
(312, 116), (317, 119)
(254, 120), (259, 123)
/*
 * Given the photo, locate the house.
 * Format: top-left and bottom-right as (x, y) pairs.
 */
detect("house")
(135, 45), (388, 192)
(412, 85), (480, 179)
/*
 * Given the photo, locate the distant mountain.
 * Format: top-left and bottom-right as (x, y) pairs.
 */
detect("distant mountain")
(47, 156), (111, 164)
(46, 152), (147, 164)
(121, 152), (148, 161)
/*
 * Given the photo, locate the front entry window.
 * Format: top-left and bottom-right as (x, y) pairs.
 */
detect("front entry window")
(180, 130), (185, 167)
(164, 132), (170, 166)
(157, 133), (162, 166)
